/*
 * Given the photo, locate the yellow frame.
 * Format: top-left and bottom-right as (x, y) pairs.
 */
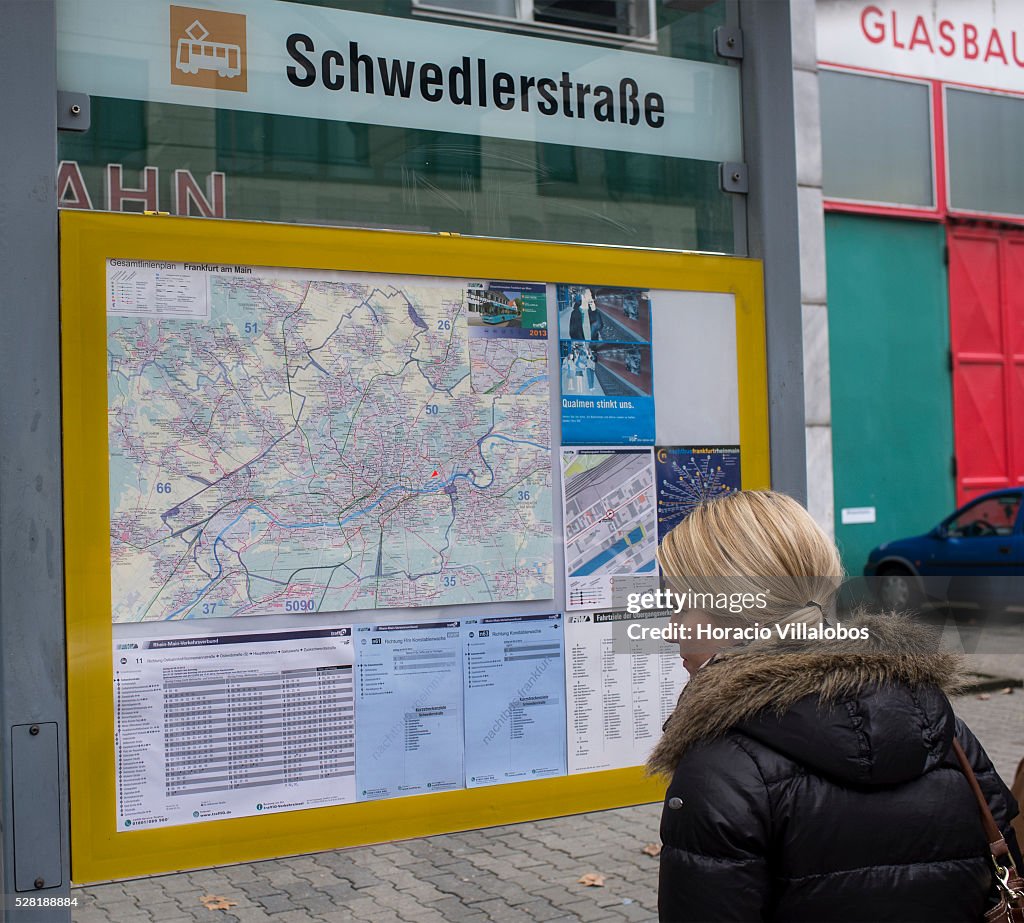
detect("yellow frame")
(60, 211), (769, 883)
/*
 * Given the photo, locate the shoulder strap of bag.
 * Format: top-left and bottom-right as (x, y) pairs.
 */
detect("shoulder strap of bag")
(952, 738), (1014, 865)
(951, 736), (1024, 923)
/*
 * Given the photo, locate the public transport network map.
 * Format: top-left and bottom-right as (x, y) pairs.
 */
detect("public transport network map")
(106, 262), (553, 622)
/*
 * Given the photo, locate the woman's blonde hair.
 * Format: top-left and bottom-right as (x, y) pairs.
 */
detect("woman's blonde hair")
(656, 490), (844, 626)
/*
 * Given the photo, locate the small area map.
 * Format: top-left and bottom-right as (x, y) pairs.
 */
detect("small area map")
(106, 263), (553, 622)
(470, 339), (548, 396)
(561, 448), (658, 610)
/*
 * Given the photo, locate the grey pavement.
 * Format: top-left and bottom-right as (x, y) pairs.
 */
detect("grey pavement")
(72, 617), (1024, 923)
(73, 804), (665, 923)
(956, 611), (1024, 782)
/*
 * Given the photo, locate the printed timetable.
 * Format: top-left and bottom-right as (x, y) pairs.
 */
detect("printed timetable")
(355, 621), (464, 800)
(462, 613), (567, 787)
(114, 627), (356, 830)
(565, 610), (687, 774)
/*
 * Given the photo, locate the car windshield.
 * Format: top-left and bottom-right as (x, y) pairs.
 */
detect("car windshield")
(946, 494), (1021, 538)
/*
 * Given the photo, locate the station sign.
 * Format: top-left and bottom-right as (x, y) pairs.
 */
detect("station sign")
(57, 0), (741, 162)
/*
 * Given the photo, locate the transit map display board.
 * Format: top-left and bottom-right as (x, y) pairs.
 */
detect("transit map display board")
(61, 213), (769, 882)
(106, 262), (553, 621)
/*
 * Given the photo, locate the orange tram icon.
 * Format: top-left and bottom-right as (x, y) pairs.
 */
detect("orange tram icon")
(175, 19), (241, 78)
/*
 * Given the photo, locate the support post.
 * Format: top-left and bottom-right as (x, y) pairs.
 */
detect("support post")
(0, 1), (72, 920)
(738, 0), (809, 505)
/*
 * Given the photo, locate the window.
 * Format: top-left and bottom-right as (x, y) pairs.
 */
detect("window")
(947, 494), (1021, 538)
(819, 70), (933, 208)
(413, 0), (656, 43)
(947, 88), (1024, 217)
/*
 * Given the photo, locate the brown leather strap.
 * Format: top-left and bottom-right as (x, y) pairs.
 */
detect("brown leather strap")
(952, 738), (1015, 866)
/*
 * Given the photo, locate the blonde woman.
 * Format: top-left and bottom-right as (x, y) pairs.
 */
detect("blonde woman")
(650, 490), (1020, 923)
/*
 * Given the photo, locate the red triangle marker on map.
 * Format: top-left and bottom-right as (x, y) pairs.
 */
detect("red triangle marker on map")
(432, 470), (439, 477)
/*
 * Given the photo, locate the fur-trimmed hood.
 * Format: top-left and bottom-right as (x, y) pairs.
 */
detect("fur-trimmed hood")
(647, 612), (968, 785)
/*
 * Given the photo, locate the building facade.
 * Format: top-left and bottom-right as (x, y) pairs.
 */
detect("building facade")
(796, 0), (1024, 573)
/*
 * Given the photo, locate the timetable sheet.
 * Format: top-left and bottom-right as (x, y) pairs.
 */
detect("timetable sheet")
(463, 613), (567, 787)
(114, 627), (355, 830)
(355, 621), (464, 800)
(565, 610), (687, 774)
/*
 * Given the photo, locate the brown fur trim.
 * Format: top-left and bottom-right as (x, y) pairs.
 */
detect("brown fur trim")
(646, 612), (966, 777)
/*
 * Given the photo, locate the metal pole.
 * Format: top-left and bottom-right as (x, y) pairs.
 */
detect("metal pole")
(0, 1), (72, 920)
(738, 0), (809, 505)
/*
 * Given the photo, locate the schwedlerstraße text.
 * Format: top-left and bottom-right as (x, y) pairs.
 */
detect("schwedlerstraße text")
(286, 37), (667, 128)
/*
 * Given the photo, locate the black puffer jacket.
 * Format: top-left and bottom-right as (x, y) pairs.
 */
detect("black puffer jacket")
(648, 615), (1021, 923)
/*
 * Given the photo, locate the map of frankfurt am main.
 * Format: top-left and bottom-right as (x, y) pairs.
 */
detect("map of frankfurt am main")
(105, 261), (553, 623)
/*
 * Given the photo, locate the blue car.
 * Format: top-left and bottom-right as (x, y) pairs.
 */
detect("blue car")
(864, 488), (1024, 612)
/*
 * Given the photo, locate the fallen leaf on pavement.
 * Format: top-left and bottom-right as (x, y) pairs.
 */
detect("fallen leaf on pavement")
(578, 873), (606, 887)
(200, 895), (238, 911)
(642, 843), (662, 857)
(977, 693), (991, 701)
(1001, 687), (1015, 695)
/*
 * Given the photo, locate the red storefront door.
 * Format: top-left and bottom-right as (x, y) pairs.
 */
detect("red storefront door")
(947, 226), (1024, 506)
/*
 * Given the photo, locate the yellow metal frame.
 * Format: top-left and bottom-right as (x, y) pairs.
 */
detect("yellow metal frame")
(60, 211), (769, 883)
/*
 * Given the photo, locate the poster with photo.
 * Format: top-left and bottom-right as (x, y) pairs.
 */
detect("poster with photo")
(655, 445), (742, 542)
(557, 284), (655, 445)
(466, 280), (549, 338)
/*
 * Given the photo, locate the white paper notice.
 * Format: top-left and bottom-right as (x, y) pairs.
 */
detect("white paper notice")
(106, 259), (210, 319)
(114, 626), (355, 831)
(565, 610), (687, 774)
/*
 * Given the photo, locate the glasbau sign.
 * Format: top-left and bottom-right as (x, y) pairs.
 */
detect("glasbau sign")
(818, 0), (1024, 93)
(56, 0), (741, 163)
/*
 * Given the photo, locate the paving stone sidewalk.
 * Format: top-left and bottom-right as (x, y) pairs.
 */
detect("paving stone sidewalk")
(72, 803), (664, 923)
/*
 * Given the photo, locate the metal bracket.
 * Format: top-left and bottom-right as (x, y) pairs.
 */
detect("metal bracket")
(714, 25), (744, 60)
(719, 162), (749, 194)
(57, 92), (90, 132)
